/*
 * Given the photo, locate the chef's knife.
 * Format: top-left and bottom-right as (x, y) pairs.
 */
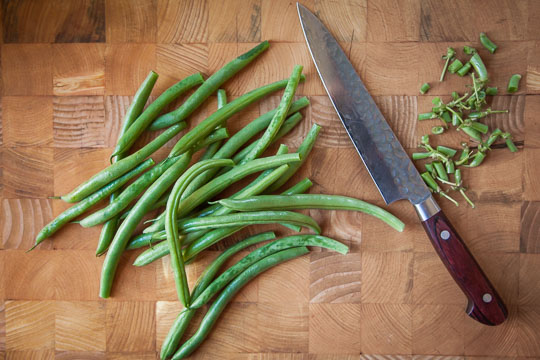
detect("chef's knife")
(297, 3), (507, 326)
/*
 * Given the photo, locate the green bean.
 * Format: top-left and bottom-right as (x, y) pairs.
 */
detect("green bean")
(432, 126), (444, 135)
(181, 98), (309, 197)
(507, 74), (521, 93)
(281, 177), (313, 195)
(191, 127), (229, 153)
(436, 145), (457, 158)
(190, 234), (347, 310)
(469, 53), (488, 82)
(440, 47), (455, 82)
(113, 73), (204, 157)
(167, 159), (235, 307)
(463, 46), (477, 55)
(433, 161), (448, 181)
(118, 189), (170, 222)
(448, 59), (463, 74)
(218, 194), (405, 232)
(457, 62), (472, 77)
(160, 231), (275, 360)
(231, 112), (304, 165)
(461, 126), (482, 141)
(502, 132), (518, 152)
(168, 76), (306, 157)
(150, 41), (270, 131)
(486, 87), (498, 96)
(441, 111), (451, 124)
(466, 151), (486, 167)
(143, 153), (302, 234)
(421, 171), (439, 192)
(31, 159), (154, 250)
(199, 89), (228, 162)
(97, 72), (158, 255)
(420, 83), (430, 94)
(100, 152), (192, 298)
(480, 32), (498, 53)
(172, 246), (310, 359)
(242, 65), (303, 163)
(173, 210), (320, 234)
(445, 160), (455, 174)
(424, 163), (434, 175)
(266, 124), (321, 192)
(469, 121), (489, 134)
(80, 156), (182, 228)
(61, 122), (186, 203)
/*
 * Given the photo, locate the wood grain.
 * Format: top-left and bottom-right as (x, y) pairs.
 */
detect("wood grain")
(520, 201), (540, 253)
(157, 0), (208, 43)
(55, 302), (106, 351)
(412, 305), (464, 355)
(1, 44), (52, 95)
(4, 301), (55, 351)
(105, 0), (156, 43)
(1, 199), (53, 250)
(105, 301), (155, 352)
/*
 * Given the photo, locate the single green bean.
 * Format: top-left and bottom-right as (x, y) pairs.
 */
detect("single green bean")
(418, 112), (437, 121)
(190, 234), (347, 309)
(281, 178), (313, 195)
(480, 32), (498, 54)
(466, 151), (486, 167)
(445, 160), (455, 174)
(424, 163), (434, 174)
(507, 74), (521, 93)
(143, 153), (302, 234)
(172, 246), (310, 359)
(266, 124), (321, 192)
(98, 72), (158, 255)
(461, 126), (482, 141)
(432, 126), (444, 135)
(242, 65), (303, 162)
(160, 231), (275, 360)
(457, 62), (472, 77)
(469, 53), (488, 82)
(61, 122), (186, 203)
(169, 76), (306, 157)
(486, 87), (498, 96)
(181, 98), (309, 197)
(420, 83), (430, 94)
(463, 46), (477, 55)
(166, 159), (235, 307)
(113, 73), (204, 157)
(217, 194), (405, 232)
(32, 159), (154, 250)
(469, 121), (489, 134)
(118, 189), (171, 222)
(198, 89), (229, 162)
(433, 161), (448, 181)
(80, 156), (182, 228)
(100, 152), (192, 298)
(150, 41), (270, 131)
(421, 172), (439, 192)
(436, 146), (457, 158)
(191, 127), (229, 153)
(448, 59), (463, 73)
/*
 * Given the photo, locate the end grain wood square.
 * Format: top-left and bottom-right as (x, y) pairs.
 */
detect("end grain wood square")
(105, 302), (155, 352)
(332, 148), (380, 202)
(412, 305), (464, 355)
(527, 41), (540, 93)
(308, 96), (349, 149)
(52, 44), (105, 96)
(463, 304), (518, 356)
(524, 95), (540, 148)
(315, 0), (367, 43)
(4, 251), (56, 300)
(1, 199), (53, 250)
(258, 254), (309, 304)
(3, 348), (55, 359)
(155, 44), (208, 93)
(53, 96), (105, 148)
(47, 201), (101, 250)
(53, 148), (110, 196)
(361, 252), (413, 304)
(524, 147), (540, 201)
(155, 301), (181, 351)
(261, 0), (312, 42)
(367, 0), (421, 42)
(55, 302), (106, 352)
(105, 0), (156, 43)
(208, 0), (261, 43)
(309, 303), (361, 354)
(520, 201), (540, 253)
(482, 41), (530, 95)
(2, 97), (53, 147)
(157, 0), (208, 43)
(419, 0), (527, 42)
(3, 147), (53, 199)
(517, 306), (540, 356)
(258, 302), (308, 353)
(105, 44), (156, 96)
(519, 253), (540, 305)
(54, 250), (102, 301)
(1, 44), (52, 96)
(109, 250), (156, 301)
(484, 95), (525, 143)
(310, 252), (362, 304)
(413, 252), (464, 305)
(360, 304), (412, 355)
(374, 96), (418, 150)
(4, 301), (55, 351)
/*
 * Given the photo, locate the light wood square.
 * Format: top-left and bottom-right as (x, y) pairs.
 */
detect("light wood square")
(2, 97), (53, 147)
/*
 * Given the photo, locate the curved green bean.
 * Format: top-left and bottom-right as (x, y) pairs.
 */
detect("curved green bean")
(169, 76), (306, 157)
(172, 246), (309, 359)
(143, 153), (301, 234)
(507, 74), (521, 93)
(266, 123), (321, 192)
(182, 97), (309, 198)
(480, 32), (497, 54)
(113, 73), (204, 157)
(61, 122), (186, 203)
(160, 231), (275, 360)
(218, 194), (405, 232)
(469, 53), (488, 82)
(81, 156), (182, 228)
(281, 177), (313, 195)
(32, 159), (154, 250)
(189, 234), (347, 309)
(100, 152), (192, 298)
(97, 72), (158, 255)
(166, 159), (235, 307)
(242, 65), (303, 163)
(150, 41), (270, 131)
(191, 127), (229, 153)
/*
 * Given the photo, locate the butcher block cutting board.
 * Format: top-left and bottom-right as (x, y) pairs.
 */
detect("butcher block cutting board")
(1, 0), (540, 359)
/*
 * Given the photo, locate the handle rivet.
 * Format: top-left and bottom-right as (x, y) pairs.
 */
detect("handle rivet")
(440, 230), (450, 240)
(483, 293), (493, 303)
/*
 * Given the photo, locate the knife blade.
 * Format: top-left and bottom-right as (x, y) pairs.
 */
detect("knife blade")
(298, 2), (507, 326)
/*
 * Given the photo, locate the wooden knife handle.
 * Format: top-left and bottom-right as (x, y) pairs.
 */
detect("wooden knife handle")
(421, 209), (508, 325)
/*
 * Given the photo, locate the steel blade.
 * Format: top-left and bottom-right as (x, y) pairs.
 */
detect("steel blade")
(297, 3), (430, 205)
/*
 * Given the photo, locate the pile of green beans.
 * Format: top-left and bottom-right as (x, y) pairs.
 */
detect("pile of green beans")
(32, 41), (407, 359)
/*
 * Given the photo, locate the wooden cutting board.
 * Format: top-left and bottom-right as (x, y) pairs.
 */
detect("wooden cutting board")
(1, 0), (540, 359)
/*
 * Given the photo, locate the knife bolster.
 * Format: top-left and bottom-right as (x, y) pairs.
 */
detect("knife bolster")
(413, 195), (440, 221)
